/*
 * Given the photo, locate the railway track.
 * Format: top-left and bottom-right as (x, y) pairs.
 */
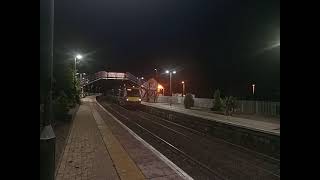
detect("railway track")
(97, 100), (280, 180)
(141, 104), (280, 159)
(135, 110), (280, 175)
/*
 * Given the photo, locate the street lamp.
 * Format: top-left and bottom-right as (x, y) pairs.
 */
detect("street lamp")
(252, 84), (255, 95)
(154, 68), (158, 80)
(76, 54), (82, 59)
(252, 83), (256, 113)
(73, 54), (83, 90)
(80, 72), (86, 82)
(74, 54), (82, 75)
(166, 70), (176, 96)
(137, 77), (144, 85)
(182, 81), (185, 96)
(79, 73), (86, 97)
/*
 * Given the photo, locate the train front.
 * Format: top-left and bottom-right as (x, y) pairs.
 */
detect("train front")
(124, 87), (142, 107)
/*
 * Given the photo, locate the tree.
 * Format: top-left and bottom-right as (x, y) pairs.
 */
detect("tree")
(211, 89), (223, 111)
(53, 62), (80, 106)
(50, 60), (80, 121)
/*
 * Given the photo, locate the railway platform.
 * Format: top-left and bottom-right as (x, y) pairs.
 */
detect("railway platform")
(141, 102), (280, 136)
(55, 96), (189, 180)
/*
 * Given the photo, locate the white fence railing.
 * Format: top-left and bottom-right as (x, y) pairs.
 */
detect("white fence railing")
(83, 71), (139, 86)
(156, 96), (280, 117)
(237, 100), (280, 116)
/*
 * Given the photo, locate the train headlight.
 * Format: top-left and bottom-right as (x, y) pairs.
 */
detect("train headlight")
(126, 98), (129, 101)
(138, 98), (141, 101)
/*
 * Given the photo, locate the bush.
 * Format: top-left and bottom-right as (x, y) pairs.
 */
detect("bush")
(211, 89), (223, 111)
(184, 93), (194, 109)
(53, 92), (72, 121)
(224, 96), (237, 116)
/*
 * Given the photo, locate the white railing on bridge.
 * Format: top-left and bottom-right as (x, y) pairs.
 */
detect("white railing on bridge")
(125, 72), (139, 84)
(81, 71), (139, 86)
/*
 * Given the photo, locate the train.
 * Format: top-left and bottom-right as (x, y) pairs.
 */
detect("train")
(106, 86), (142, 108)
(118, 86), (142, 107)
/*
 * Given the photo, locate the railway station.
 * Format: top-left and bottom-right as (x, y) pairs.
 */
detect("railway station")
(54, 71), (280, 180)
(41, 1), (280, 179)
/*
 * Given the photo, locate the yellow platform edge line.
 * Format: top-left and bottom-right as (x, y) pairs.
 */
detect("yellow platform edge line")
(90, 103), (146, 180)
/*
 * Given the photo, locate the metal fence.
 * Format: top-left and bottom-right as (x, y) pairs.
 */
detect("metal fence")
(156, 96), (280, 117)
(237, 100), (280, 117)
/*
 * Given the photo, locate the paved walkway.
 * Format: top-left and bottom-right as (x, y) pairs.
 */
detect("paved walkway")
(56, 100), (121, 180)
(142, 102), (280, 136)
(56, 96), (188, 180)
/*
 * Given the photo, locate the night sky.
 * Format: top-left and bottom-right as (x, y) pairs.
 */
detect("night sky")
(41, 0), (280, 99)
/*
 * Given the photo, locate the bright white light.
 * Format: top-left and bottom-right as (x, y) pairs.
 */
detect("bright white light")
(173, 71), (176, 74)
(141, 77), (144, 79)
(182, 81), (184, 84)
(270, 42), (280, 49)
(263, 41), (280, 52)
(139, 98), (142, 101)
(154, 69), (157, 71)
(76, 54), (82, 59)
(165, 70), (169, 74)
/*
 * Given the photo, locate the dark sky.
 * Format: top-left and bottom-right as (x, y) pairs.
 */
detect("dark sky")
(41, 0), (280, 99)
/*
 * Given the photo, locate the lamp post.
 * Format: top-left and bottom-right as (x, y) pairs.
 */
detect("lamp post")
(166, 70), (176, 96)
(252, 83), (257, 113)
(137, 77), (144, 86)
(74, 54), (82, 81)
(154, 68), (157, 80)
(182, 81), (185, 96)
(79, 72), (86, 81)
(252, 84), (255, 95)
(79, 73), (86, 97)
